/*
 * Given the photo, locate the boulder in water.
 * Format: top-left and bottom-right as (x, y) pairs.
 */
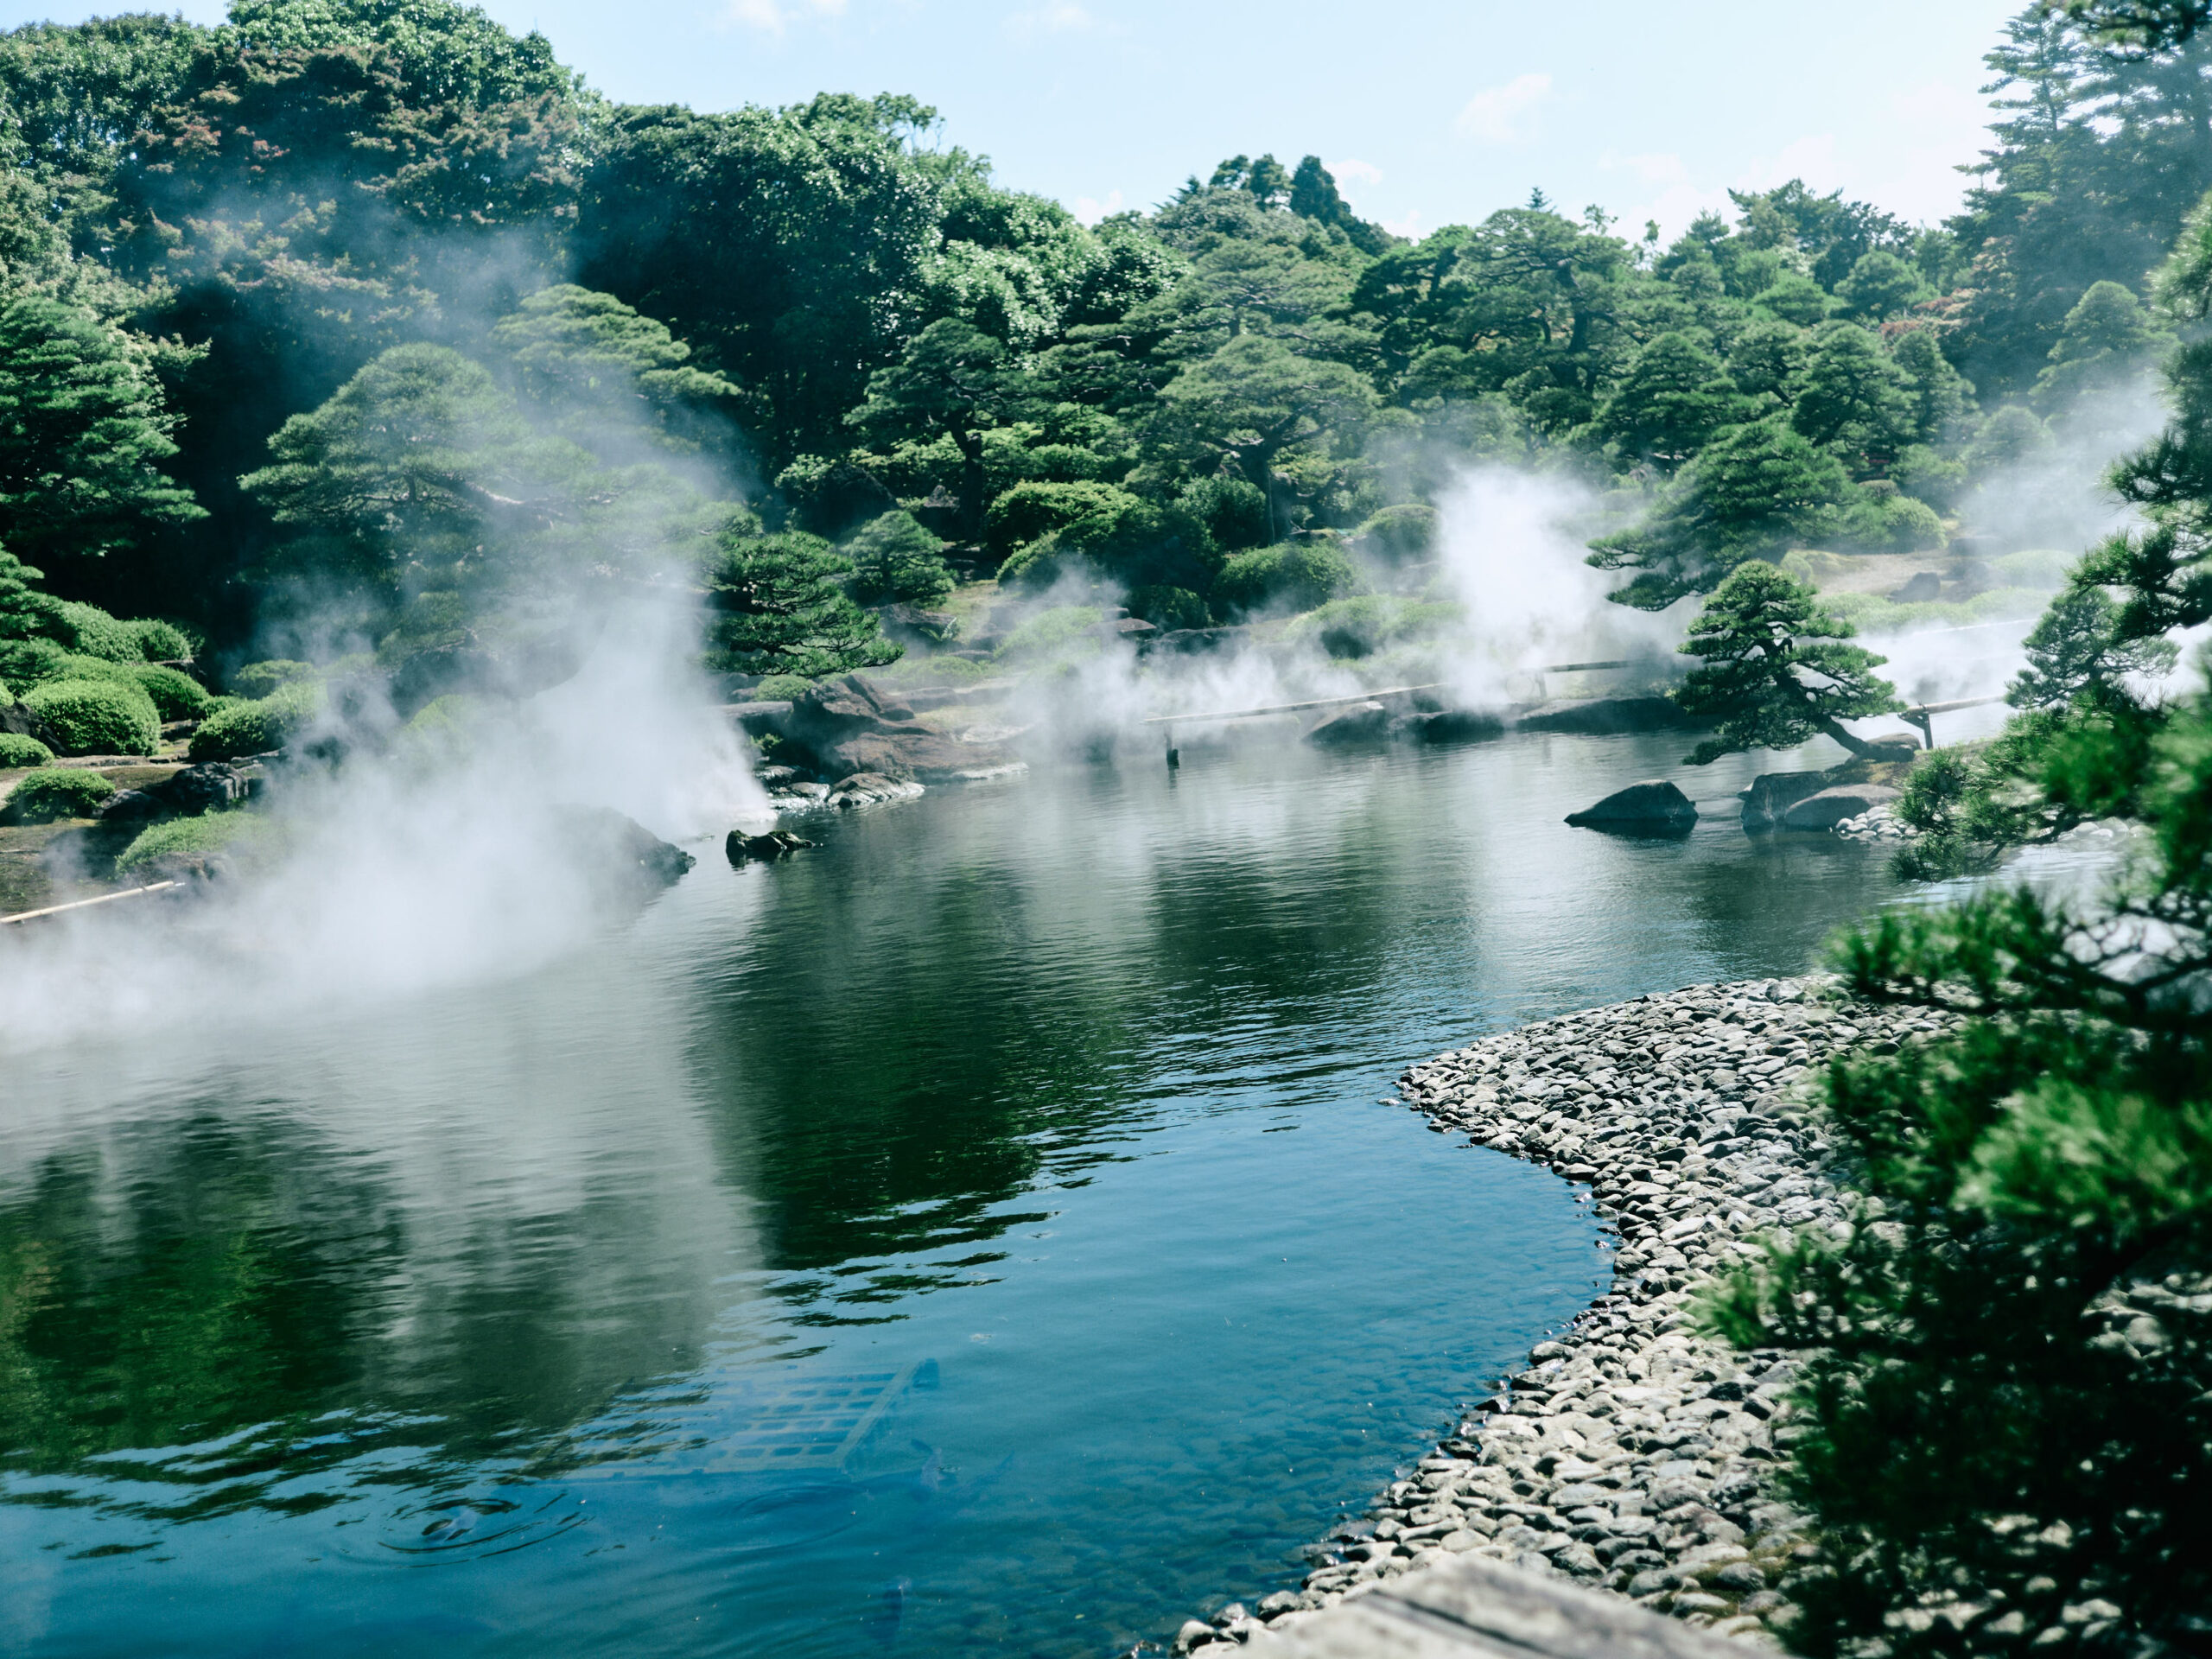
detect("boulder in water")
(1565, 779), (1698, 834)
(829, 772), (925, 807)
(1403, 709), (1506, 745)
(785, 676), (1016, 782)
(1303, 702), (1392, 747)
(1739, 770), (1833, 831)
(1517, 696), (1701, 735)
(549, 806), (694, 894)
(726, 829), (817, 864)
(1779, 784), (1900, 830)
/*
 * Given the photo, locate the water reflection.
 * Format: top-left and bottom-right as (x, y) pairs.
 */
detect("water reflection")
(1, 731), (1907, 1657)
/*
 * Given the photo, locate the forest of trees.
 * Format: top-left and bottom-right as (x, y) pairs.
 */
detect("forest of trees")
(0, 0), (2205, 689)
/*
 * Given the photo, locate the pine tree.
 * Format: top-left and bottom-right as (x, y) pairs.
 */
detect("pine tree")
(703, 529), (900, 679)
(1672, 561), (1902, 762)
(1708, 677), (2212, 1658)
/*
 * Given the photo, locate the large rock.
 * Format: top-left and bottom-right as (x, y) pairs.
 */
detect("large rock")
(1402, 709), (1506, 746)
(785, 675), (1016, 782)
(0, 698), (54, 747)
(1778, 784), (1900, 830)
(1565, 779), (1698, 834)
(548, 806), (695, 894)
(1739, 770), (1833, 830)
(1517, 696), (1701, 735)
(1303, 702), (1392, 747)
(829, 772), (925, 807)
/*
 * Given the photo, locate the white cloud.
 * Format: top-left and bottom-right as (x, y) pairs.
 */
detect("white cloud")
(1328, 158), (1384, 189)
(1072, 188), (1124, 225)
(1599, 149), (1732, 245)
(724, 0), (844, 35)
(1455, 72), (1552, 145)
(1007, 0), (1093, 38)
(1381, 208), (1424, 239)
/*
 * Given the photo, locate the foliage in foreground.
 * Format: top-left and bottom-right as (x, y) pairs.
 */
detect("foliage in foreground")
(0, 733), (54, 767)
(1707, 682), (2212, 1658)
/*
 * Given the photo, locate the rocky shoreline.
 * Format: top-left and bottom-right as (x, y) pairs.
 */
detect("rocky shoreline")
(1175, 976), (1961, 1654)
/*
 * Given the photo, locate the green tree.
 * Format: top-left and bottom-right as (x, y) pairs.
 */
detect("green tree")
(2034, 279), (2175, 408)
(1589, 417), (1859, 607)
(703, 529), (899, 678)
(1708, 677), (2212, 1658)
(1593, 331), (1745, 468)
(1792, 322), (1919, 475)
(1727, 319), (1810, 408)
(1152, 336), (1376, 535)
(847, 319), (1020, 542)
(843, 511), (954, 608)
(2009, 582), (2180, 709)
(1671, 560), (1902, 761)
(1834, 248), (1929, 320)
(0, 291), (204, 575)
(486, 285), (749, 455)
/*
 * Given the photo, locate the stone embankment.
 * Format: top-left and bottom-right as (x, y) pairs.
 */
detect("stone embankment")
(1177, 977), (1961, 1654)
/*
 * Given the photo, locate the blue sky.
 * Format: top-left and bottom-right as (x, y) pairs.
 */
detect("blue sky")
(3, 0), (2030, 240)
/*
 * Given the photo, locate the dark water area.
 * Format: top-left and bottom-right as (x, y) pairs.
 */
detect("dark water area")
(0, 731), (1906, 1658)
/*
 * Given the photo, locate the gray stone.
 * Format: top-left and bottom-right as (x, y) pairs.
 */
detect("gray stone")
(784, 675), (1016, 782)
(1778, 785), (1900, 831)
(1518, 696), (1702, 735)
(1738, 771), (1832, 831)
(1303, 702), (1393, 747)
(1565, 779), (1698, 834)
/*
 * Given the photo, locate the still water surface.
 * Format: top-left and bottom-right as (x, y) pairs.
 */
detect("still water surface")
(0, 732), (1906, 1657)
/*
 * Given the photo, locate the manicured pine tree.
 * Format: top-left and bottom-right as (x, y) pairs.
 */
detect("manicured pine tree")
(1672, 560), (1901, 762)
(703, 528), (900, 680)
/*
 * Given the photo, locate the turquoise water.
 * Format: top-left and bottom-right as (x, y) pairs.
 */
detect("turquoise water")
(0, 731), (1903, 1657)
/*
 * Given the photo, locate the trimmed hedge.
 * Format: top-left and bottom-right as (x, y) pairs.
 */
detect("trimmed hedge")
(128, 619), (194, 662)
(229, 659), (316, 700)
(129, 664), (213, 721)
(115, 810), (276, 878)
(2, 766), (114, 823)
(0, 732), (54, 768)
(22, 678), (160, 755)
(53, 601), (141, 664)
(188, 681), (320, 761)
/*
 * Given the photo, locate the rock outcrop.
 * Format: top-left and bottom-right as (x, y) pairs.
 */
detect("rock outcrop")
(1777, 785), (1898, 831)
(1566, 780), (1698, 834)
(785, 676), (1020, 783)
(1303, 702), (1393, 747)
(1519, 697), (1702, 736)
(1737, 772), (1831, 831)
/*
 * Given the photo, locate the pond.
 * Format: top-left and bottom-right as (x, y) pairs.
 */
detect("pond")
(0, 729), (1906, 1658)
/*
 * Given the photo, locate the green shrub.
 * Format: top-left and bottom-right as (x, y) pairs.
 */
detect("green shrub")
(127, 618), (194, 661)
(1350, 504), (1440, 563)
(128, 664), (212, 720)
(1174, 475), (1270, 552)
(1212, 540), (1362, 614)
(1287, 594), (1462, 658)
(1839, 489), (1947, 553)
(986, 481), (1140, 561)
(53, 600), (141, 663)
(0, 638), (67, 688)
(753, 673), (818, 701)
(188, 682), (321, 761)
(1992, 547), (2075, 589)
(229, 659), (318, 700)
(0, 732), (53, 767)
(1128, 585), (1211, 632)
(2, 766), (114, 823)
(995, 605), (1104, 664)
(115, 810), (277, 877)
(844, 511), (955, 607)
(22, 678), (159, 755)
